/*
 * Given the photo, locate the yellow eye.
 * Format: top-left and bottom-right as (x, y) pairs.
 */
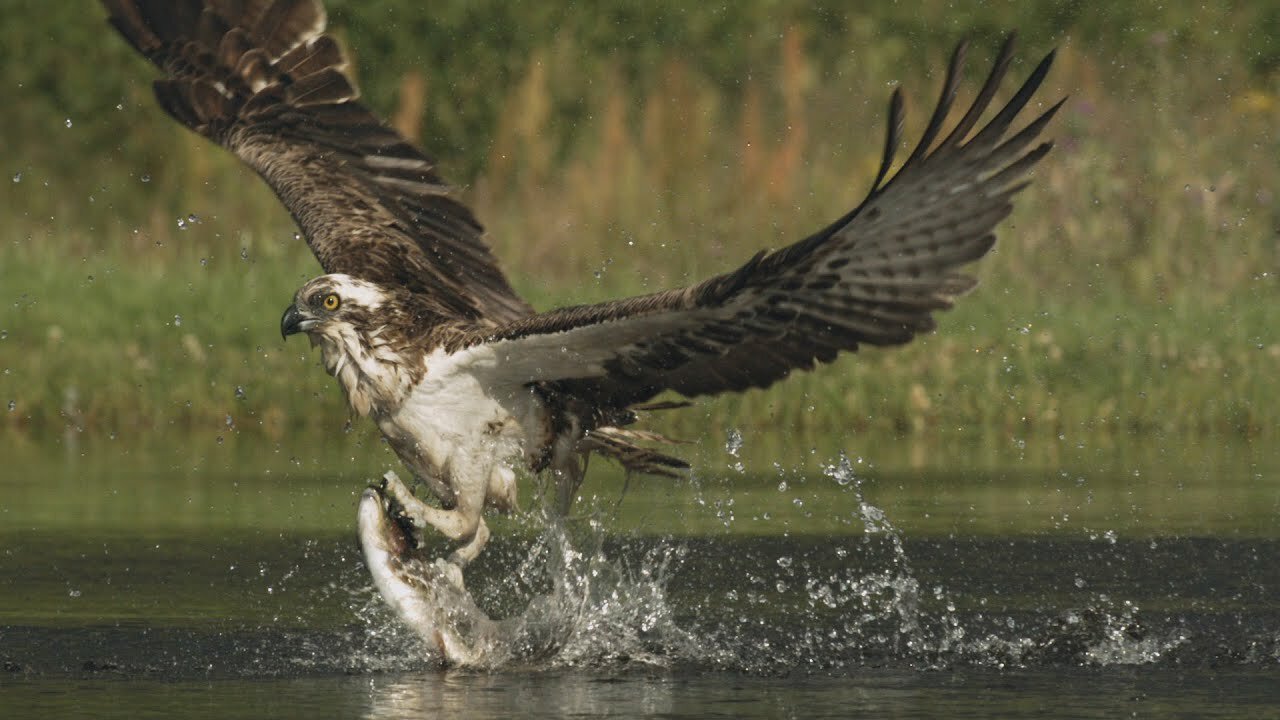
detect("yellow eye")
(322, 293), (341, 311)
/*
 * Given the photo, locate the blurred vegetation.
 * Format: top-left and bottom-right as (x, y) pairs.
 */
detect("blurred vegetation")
(1, 2), (1277, 449)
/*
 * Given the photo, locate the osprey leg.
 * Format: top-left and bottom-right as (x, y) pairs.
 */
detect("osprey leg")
(381, 471), (490, 567)
(551, 434), (587, 515)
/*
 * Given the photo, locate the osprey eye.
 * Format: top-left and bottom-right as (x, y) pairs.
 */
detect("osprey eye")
(323, 293), (341, 311)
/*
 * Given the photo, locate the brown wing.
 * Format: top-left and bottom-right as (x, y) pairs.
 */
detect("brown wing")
(103, 0), (532, 323)
(456, 37), (1060, 408)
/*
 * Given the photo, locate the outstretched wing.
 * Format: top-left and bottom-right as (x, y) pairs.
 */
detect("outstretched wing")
(103, 0), (532, 324)
(454, 37), (1060, 408)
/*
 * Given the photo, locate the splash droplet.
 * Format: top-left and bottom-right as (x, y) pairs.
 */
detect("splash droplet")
(725, 428), (743, 457)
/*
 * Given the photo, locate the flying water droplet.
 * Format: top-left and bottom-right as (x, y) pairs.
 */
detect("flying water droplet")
(173, 314), (182, 327)
(826, 453), (858, 486)
(235, 385), (246, 400)
(725, 428), (743, 457)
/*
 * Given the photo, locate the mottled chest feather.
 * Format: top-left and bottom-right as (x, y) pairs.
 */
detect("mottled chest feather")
(316, 320), (427, 417)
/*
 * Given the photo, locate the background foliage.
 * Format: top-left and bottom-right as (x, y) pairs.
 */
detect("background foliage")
(1, 2), (1277, 449)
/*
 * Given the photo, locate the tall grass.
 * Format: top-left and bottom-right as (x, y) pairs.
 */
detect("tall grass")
(1, 6), (1276, 448)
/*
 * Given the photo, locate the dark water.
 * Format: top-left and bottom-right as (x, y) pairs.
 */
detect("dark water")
(2, 433), (1278, 717)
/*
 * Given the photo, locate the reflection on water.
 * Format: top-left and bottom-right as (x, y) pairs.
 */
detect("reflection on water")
(1, 430), (1277, 716)
(8, 668), (1278, 719)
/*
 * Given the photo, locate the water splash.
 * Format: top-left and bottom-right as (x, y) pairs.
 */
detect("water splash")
(336, 453), (1209, 673)
(1079, 598), (1189, 665)
(354, 490), (705, 670)
(725, 428), (744, 473)
(825, 453), (936, 653)
(501, 526), (706, 668)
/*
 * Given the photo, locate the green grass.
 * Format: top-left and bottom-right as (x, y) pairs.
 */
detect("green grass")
(0, 4), (1276, 447)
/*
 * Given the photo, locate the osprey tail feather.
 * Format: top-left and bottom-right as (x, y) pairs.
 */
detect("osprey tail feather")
(583, 427), (690, 479)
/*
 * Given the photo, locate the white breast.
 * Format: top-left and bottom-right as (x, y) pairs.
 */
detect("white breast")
(377, 345), (547, 502)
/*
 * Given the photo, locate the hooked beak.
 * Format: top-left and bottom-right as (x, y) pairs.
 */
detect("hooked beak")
(280, 304), (311, 339)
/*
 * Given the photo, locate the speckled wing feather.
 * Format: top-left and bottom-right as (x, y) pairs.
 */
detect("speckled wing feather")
(460, 37), (1061, 408)
(103, 0), (532, 324)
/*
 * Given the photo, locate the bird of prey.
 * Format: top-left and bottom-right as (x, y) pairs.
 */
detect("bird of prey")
(104, 0), (1059, 571)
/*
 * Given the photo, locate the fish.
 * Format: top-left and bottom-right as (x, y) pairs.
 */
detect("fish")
(357, 476), (500, 665)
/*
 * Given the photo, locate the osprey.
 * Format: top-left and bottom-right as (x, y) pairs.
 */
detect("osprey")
(105, 0), (1060, 569)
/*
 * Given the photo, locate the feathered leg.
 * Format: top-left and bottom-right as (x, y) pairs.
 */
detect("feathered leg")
(381, 470), (490, 568)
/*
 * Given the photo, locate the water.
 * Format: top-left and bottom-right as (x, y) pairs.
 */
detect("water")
(1, 431), (1277, 717)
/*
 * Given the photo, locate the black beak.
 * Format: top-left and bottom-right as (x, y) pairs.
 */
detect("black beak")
(280, 304), (305, 339)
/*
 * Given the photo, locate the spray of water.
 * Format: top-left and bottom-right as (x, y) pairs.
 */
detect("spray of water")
(331, 448), (1186, 672)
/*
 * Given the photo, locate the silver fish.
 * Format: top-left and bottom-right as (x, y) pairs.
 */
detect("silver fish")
(358, 478), (499, 665)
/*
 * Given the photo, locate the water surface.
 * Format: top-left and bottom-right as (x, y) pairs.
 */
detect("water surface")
(1, 431), (1277, 717)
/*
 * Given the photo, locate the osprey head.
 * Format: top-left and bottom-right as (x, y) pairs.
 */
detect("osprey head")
(280, 274), (416, 416)
(280, 274), (389, 342)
